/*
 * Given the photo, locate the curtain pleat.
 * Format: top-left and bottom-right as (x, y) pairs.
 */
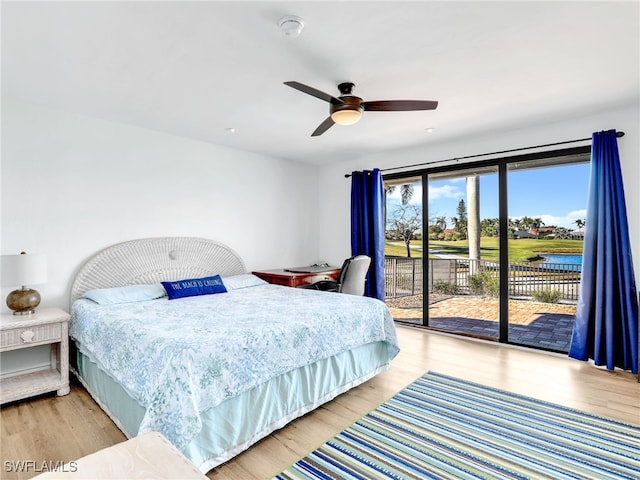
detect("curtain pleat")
(351, 169), (385, 300)
(568, 130), (638, 373)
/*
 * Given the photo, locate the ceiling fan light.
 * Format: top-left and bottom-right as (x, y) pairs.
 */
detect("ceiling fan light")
(331, 109), (362, 125)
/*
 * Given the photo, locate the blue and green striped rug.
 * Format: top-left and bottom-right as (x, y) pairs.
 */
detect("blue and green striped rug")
(274, 371), (639, 480)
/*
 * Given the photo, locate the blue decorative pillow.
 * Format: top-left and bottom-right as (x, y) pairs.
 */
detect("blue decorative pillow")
(161, 275), (227, 300)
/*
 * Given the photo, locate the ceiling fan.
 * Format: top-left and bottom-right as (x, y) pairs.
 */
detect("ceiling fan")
(284, 81), (438, 136)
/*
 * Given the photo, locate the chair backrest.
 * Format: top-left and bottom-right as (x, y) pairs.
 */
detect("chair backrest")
(338, 255), (371, 295)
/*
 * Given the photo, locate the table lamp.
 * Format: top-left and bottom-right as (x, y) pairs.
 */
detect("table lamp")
(1, 252), (47, 315)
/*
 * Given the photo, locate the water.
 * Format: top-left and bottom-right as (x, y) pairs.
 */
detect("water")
(540, 254), (582, 272)
(541, 254), (582, 265)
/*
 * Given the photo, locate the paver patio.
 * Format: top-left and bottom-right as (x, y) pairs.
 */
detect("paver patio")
(387, 295), (577, 352)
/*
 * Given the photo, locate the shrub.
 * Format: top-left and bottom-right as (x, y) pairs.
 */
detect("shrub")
(432, 281), (459, 295)
(532, 289), (562, 303)
(468, 271), (499, 297)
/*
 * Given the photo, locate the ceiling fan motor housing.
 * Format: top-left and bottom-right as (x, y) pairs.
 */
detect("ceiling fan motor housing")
(337, 82), (355, 95)
(330, 95), (364, 116)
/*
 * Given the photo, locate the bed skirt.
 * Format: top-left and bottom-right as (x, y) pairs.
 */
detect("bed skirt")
(72, 341), (392, 473)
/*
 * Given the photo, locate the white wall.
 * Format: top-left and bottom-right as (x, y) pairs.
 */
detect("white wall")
(0, 98), (320, 313)
(2, 99), (638, 314)
(316, 104), (640, 281)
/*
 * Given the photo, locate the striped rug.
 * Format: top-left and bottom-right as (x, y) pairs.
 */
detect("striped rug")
(274, 372), (640, 480)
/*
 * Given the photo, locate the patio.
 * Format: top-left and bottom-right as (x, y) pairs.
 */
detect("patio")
(387, 295), (577, 352)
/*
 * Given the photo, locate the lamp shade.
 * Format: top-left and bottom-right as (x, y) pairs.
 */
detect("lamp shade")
(1, 253), (47, 287)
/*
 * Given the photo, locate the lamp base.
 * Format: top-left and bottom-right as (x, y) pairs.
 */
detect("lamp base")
(6, 287), (41, 316)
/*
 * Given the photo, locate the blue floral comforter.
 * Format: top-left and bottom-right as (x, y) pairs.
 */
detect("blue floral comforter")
(70, 284), (399, 450)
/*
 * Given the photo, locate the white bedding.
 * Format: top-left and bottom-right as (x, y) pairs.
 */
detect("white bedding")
(70, 283), (399, 452)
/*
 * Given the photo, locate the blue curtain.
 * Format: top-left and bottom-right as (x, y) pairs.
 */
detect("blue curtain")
(569, 130), (638, 374)
(351, 169), (385, 300)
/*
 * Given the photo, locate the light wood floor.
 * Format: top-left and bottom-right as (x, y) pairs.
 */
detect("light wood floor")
(1, 325), (638, 480)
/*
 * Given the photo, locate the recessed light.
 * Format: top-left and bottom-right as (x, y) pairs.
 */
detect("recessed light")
(226, 128), (236, 133)
(425, 127), (436, 133)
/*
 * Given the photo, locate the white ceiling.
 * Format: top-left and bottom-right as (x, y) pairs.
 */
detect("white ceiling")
(2, 1), (638, 165)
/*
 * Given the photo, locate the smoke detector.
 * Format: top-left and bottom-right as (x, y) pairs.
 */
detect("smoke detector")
(278, 15), (304, 37)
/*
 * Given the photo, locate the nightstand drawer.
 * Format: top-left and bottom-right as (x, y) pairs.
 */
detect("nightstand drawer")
(1, 323), (62, 350)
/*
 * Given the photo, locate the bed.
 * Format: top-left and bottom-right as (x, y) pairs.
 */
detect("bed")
(68, 237), (399, 473)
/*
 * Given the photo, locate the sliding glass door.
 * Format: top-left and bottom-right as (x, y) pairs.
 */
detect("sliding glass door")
(426, 166), (500, 339)
(506, 159), (588, 352)
(384, 147), (589, 352)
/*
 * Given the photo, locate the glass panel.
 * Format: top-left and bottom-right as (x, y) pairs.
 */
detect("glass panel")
(506, 162), (587, 352)
(427, 166), (500, 338)
(384, 179), (424, 325)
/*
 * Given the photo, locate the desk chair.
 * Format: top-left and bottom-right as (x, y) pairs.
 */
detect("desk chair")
(300, 255), (371, 295)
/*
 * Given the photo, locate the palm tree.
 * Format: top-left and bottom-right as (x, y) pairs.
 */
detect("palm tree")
(512, 218), (522, 231)
(386, 184), (415, 206)
(531, 217), (544, 237)
(435, 215), (447, 230)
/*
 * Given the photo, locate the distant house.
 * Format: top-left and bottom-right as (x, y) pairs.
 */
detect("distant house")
(533, 227), (556, 237)
(568, 229), (585, 239)
(513, 230), (536, 239)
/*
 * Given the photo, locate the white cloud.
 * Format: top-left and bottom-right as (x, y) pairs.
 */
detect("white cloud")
(567, 209), (587, 219)
(428, 184), (464, 200)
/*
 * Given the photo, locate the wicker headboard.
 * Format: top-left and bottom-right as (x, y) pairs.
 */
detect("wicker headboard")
(70, 237), (246, 306)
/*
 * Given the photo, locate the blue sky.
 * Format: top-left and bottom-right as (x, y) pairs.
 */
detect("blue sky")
(387, 163), (590, 230)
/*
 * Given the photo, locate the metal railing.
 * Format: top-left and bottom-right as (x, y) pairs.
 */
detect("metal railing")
(384, 257), (423, 298)
(384, 257), (580, 301)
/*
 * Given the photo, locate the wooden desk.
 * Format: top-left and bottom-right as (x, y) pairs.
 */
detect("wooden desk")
(252, 268), (340, 288)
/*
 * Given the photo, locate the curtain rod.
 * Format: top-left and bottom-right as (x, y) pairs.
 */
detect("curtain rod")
(344, 130), (625, 178)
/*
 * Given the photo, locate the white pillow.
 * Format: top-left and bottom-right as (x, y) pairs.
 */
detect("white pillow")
(222, 274), (268, 291)
(83, 284), (167, 305)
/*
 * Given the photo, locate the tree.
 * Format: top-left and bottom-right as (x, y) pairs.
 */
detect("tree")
(428, 215), (447, 240)
(574, 219), (585, 230)
(387, 204), (422, 257)
(511, 217), (522, 232)
(519, 216), (534, 232)
(481, 218), (499, 237)
(453, 199), (468, 239)
(434, 215), (447, 230)
(531, 217), (545, 237)
(386, 184), (414, 206)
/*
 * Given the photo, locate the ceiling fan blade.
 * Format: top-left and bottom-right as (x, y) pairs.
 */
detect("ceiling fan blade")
(363, 100), (438, 111)
(284, 81), (344, 106)
(311, 117), (335, 137)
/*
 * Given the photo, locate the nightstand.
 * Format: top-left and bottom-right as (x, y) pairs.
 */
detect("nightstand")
(0, 307), (70, 404)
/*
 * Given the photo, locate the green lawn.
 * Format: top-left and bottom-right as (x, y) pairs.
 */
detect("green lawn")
(385, 241), (423, 258)
(386, 238), (583, 262)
